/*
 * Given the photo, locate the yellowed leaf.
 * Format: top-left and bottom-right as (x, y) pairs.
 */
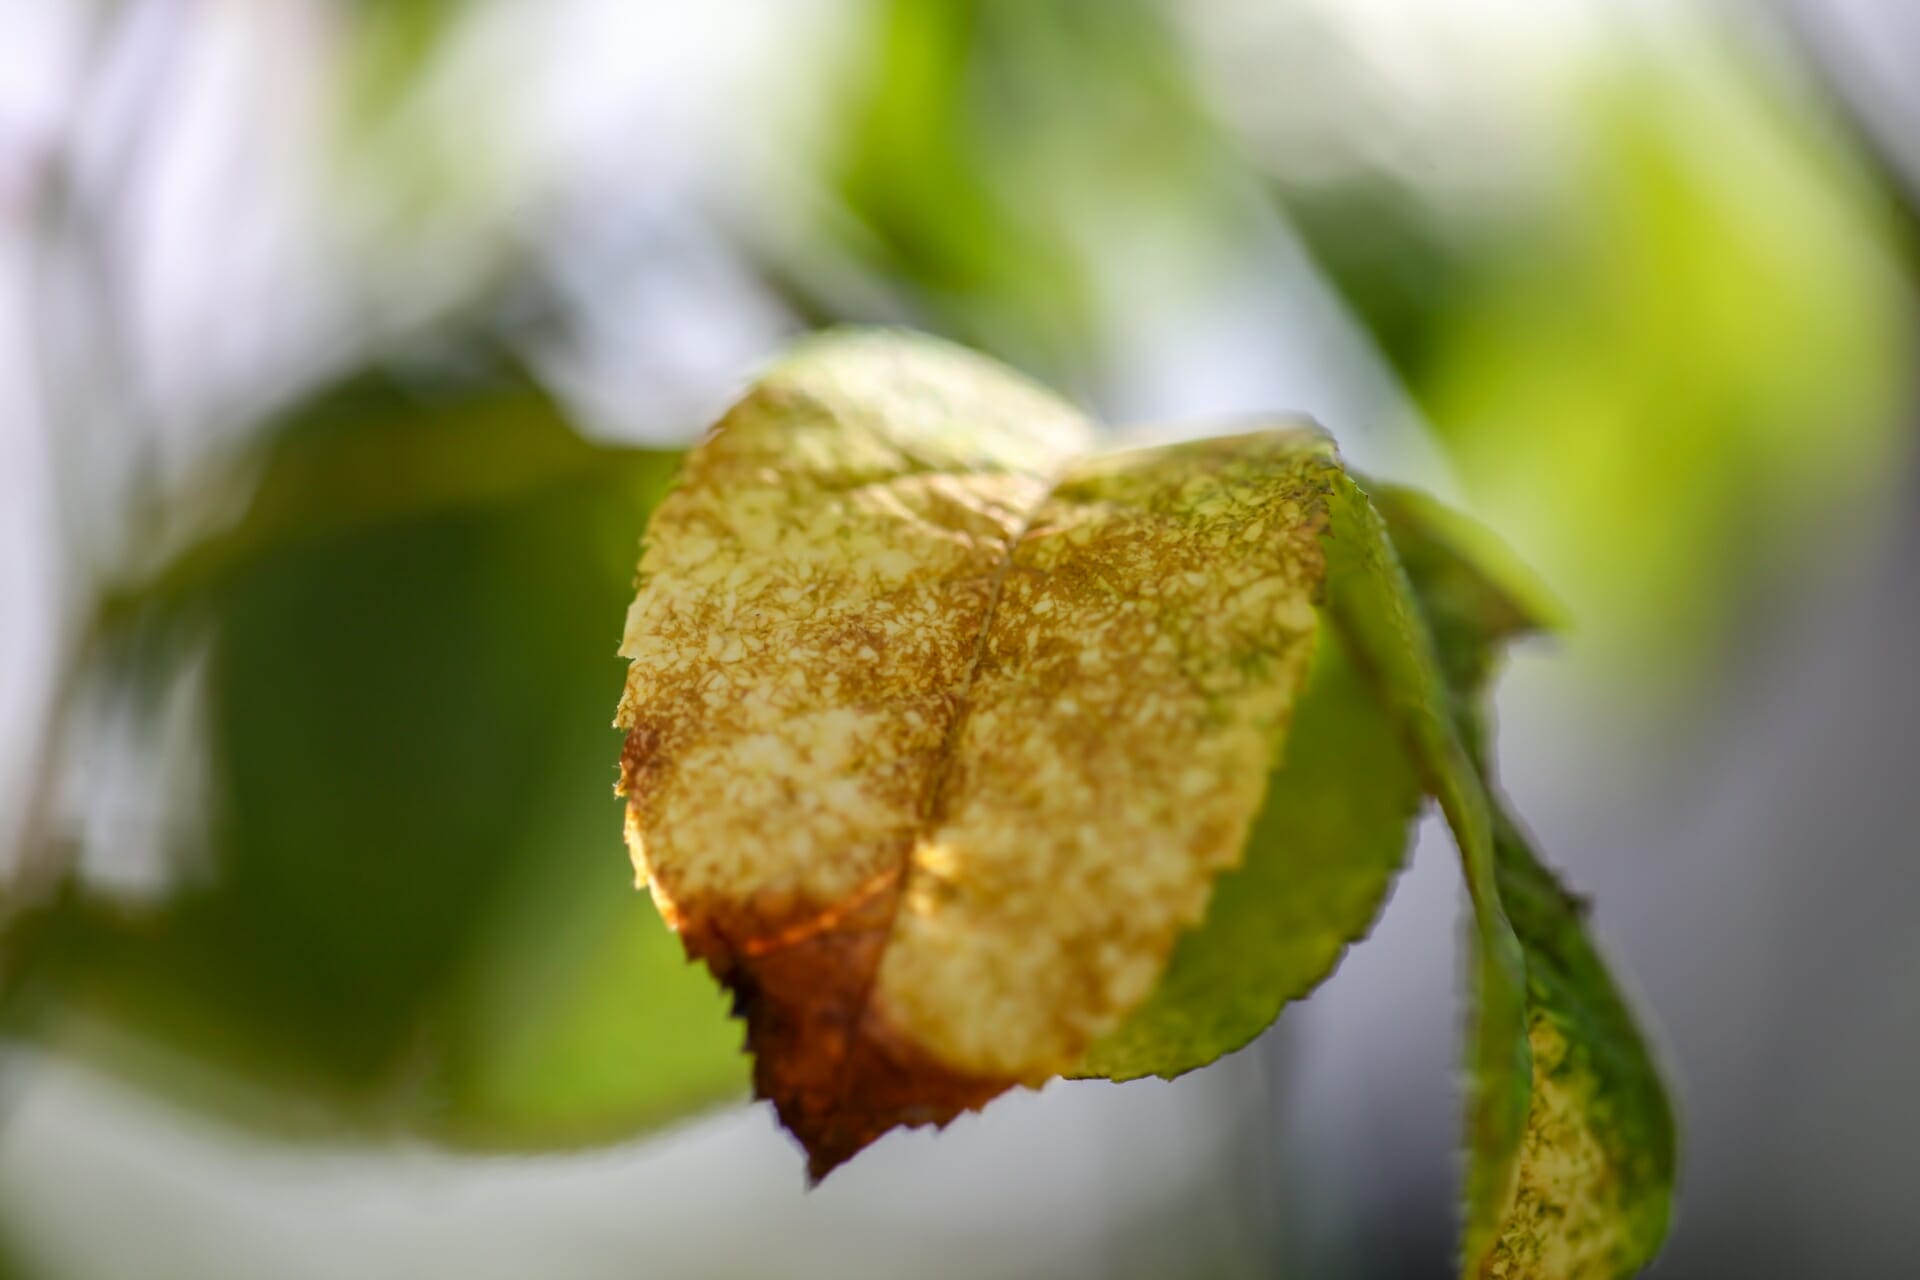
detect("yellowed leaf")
(616, 331), (1334, 1174)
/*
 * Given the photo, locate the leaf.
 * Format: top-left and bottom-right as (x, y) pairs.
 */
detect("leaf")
(1076, 618), (1420, 1081)
(1318, 474), (1535, 1268)
(1366, 484), (1566, 707)
(26, 362), (748, 1148)
(1378, 490), (1677, 1277)
(1070, 497), (1542, 1091)
(97, 366), (615, 627)
(616, 330), (1338, 1176)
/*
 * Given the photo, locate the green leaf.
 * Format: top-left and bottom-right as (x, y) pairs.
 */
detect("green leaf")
(1381, 490), (1678, 1278)
(29, 362), (748, 1148)
(1320, 474), (1534, 1271)
(816, 0), (1222, 375)
(1366, 484), (1566, 703)
(97, 367), (615, 626)
(1077, 619), (1420, 1080)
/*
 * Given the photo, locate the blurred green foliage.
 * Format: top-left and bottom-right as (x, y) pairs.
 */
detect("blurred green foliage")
(1430, 75), (1903, 646)
(342, 0), (469, 128)
(826, 0), (1227, 382)
(1285, 33), (1914, 657)
(0, 1223), (31, 1280)
(833, 0), (1092, 356)
(20, 360), (746, 1147)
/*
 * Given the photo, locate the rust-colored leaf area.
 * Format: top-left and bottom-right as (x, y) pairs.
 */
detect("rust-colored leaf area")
(617, 332), (1333, 1176)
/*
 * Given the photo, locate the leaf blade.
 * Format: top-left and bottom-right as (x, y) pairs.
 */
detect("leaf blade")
(1320, 473), (1535, 1268)
(617, 332), (1338, 1173)
(618, 330), (1100, 1174)
(1076, 619), (1420, 1081)
(1381, 491), (1677, 1277)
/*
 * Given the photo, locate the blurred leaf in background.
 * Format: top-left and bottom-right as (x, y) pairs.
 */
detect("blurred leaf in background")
(816, 0), (1238, 388)
(339, 0), (470, 134)
(0, 1228), (39, 1280)
(1259, 12), (1914, 663)
(325, 0), (539, 328)
(11, 354), (745, 1149)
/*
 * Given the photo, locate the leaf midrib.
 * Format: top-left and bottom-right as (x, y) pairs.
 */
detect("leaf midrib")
(823, 461), (1072, 1095)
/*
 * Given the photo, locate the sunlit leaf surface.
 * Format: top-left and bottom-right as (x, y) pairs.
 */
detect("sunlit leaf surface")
(617, 331), (1335, 1175)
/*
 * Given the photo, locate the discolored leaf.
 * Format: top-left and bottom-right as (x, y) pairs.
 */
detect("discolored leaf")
(617, 331), (1336, 1175)
(1076, 622), (1420, 1081)
(1380, 491), (1676, 1278)
(1319, 475), (1535, 1266)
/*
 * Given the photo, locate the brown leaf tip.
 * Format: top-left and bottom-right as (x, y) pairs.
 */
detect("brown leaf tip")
(632, 828), (1014, 1180)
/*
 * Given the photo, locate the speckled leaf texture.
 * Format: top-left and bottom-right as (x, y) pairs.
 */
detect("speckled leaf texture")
(613, 329), (1674, 1278)
(617, 330), (1332, 1175)
(1374, 486), (1677, 1279)
(1321, 476), (1538, 1266)
(1077, 623), (1421, 1081)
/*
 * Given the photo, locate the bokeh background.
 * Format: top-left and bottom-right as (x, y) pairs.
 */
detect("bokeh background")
(2, 1), (1917, 1276)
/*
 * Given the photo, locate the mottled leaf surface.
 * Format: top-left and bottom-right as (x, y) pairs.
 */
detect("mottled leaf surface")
(617, 331), (1334, 1175)
(1320, 475), (1535, 1269)
(1381, 492), (1676, 1278)
(1078, 622), (1420, 1081)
